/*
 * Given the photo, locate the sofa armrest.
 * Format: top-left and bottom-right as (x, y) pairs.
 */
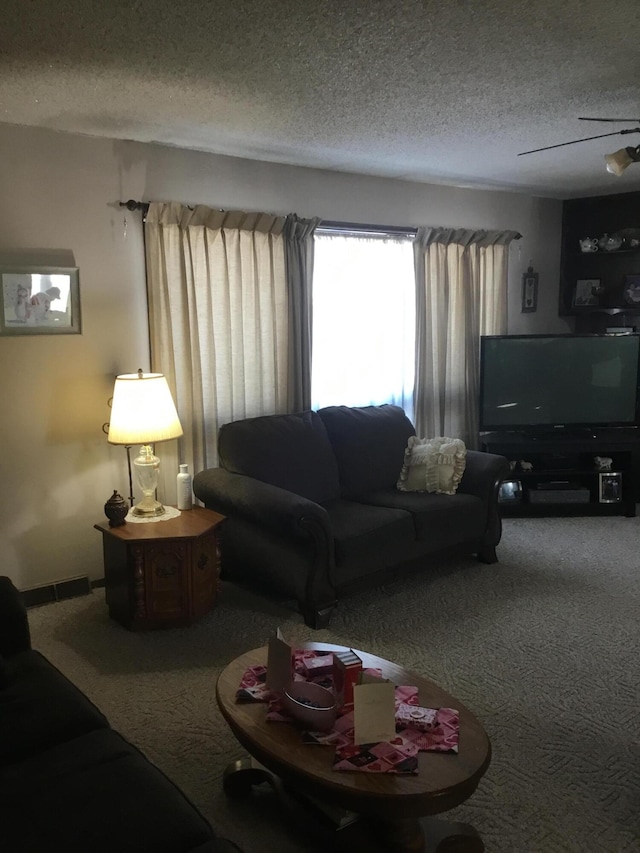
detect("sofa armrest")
(458, 451), (510, 560)
(458, 450), (510, 500)
(193, 468), (333, 542)
(195, 468), (337, 625)
(0, 576), (32, 656)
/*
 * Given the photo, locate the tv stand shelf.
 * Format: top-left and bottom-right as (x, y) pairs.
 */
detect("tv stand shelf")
(481, 431), (638, 517)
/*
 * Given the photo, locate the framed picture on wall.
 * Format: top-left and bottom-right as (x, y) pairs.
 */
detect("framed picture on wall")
(0, 266), (81, 335)
(521, 265), (538, 313)
(573, 278), (601, 308)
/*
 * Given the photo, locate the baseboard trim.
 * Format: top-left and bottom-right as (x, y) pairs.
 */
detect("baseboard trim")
(22, 575), (92, 608)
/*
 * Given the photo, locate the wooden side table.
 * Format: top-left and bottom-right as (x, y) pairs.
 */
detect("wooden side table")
(94, 507), (225, 630)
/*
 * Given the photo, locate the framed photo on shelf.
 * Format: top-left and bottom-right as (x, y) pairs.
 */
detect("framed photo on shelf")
(0, 265), (81, 336)
(598, 472), (622, 504)
(498, 480), (522, 503)
(573, 278), (601, 308)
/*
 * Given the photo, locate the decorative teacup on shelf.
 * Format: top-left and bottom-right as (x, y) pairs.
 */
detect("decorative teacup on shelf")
(598, 233), (623, 252)
(579, 237), (598, 252)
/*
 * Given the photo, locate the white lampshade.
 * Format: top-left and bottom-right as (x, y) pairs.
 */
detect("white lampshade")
(108, 371), (183, 446)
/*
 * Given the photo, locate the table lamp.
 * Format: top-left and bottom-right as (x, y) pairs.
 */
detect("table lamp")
(107, 369), (183, 516)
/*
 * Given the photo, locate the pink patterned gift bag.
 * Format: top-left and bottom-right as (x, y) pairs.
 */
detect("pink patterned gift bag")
(235, 664), (271, 702)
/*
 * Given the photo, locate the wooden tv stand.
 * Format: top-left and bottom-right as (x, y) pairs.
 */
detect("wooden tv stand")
(481, 430), (638, 517)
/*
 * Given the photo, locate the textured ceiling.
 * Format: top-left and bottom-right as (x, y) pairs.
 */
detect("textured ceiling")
(2, 0), (640, 199)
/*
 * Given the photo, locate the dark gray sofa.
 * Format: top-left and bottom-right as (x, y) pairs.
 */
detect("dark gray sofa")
(0, 576), (242, 853)
(194, 404), (509, 628)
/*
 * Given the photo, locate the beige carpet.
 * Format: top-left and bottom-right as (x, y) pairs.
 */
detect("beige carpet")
(28, 516), (640, 852)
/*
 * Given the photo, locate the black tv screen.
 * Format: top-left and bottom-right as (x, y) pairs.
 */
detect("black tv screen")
(479, 334), (640, 432)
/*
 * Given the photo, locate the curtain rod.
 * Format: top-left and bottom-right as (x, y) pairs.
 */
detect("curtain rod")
(119, 199), (150, 213)
(317, 220), (523, 240)
(119, 204), (523, 242)
(318, 220), (418, 238)
(117, 206), (416, 233)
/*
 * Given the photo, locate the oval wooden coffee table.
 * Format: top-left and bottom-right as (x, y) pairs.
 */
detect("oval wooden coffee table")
(217, 643), (491, 852)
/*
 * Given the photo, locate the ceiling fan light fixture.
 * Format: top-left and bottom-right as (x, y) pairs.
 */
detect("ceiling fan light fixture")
(605, 145), (640, 176)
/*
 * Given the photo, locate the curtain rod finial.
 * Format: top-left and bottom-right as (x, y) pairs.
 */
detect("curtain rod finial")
(119, 199), (148, 212)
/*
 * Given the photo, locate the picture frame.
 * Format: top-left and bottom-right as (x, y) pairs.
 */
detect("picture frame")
(498, 479), (523, 503)
(598, 471), (622, 504)
(573, 278), (601, 308)
(623, 274), (640, 307)
(521, 266), (538, 313)
(0, 266), (81, 335)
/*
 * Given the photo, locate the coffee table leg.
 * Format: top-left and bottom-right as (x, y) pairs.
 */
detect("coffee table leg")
(223, 759), (484, 853)
(371, 817), (483, 853)
(222, 756), (281, 799)
(222, 757), (351, 849)
(376, 818), (426, 851)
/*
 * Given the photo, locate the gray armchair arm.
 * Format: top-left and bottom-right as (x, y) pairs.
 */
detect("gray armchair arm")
(193, 468), (333, 543)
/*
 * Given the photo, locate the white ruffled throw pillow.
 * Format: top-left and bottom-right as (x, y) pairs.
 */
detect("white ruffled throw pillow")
(397, 436), (467, 495)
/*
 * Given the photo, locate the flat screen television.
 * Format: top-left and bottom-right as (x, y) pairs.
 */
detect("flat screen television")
(479, 334), (640, 433)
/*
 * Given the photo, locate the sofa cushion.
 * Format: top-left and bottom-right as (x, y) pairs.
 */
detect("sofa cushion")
(219, 410), (340, 504)
(361, 488), (487, 545)
(397, 436), (467, 495)
(318, 404), (415, 498)
(0, 728), (216, 853)
(0, 650), (109, 765)
(326, 499), (415, 566)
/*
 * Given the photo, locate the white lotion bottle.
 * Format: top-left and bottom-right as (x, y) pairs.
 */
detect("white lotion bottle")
(176, 463), (192, 510)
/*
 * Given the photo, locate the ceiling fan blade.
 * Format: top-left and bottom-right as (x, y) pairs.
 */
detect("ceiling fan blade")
(579, 117), (640, 123)
(518, 128), (640, 156)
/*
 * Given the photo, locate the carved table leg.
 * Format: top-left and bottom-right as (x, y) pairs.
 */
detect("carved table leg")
(367, 817), (483, 853)
(223, 758), (484, 853)
(223, 757), (353, 849)
(374, 818), (426, 851)
(222, 757), (282, 799)
(421, 817), (484, 853)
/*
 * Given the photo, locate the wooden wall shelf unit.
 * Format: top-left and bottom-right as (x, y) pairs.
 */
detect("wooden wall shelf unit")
(560, 190), (640, 333)
(481, 431), (638, 518)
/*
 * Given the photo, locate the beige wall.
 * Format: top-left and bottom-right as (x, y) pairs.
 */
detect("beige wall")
(0, 123), (566, 591)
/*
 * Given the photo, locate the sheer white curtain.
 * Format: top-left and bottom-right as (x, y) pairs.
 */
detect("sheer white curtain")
(311, 233), (415, 420)
(413, 227), (521, 446)
(144, 202), (290, 504)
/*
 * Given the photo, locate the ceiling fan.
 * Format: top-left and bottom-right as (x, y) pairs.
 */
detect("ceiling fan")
(518, 117), (640, 175)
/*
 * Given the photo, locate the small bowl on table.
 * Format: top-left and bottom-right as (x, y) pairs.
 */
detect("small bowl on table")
(282, 681), (337, 732)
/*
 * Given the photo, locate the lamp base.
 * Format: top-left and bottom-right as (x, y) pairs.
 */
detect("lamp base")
(132, 493), (166, 517)
(132, 503), (166, 517)
(132, 445), (165, 517)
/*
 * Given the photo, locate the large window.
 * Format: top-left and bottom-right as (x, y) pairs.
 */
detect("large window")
(311, 230), (416, 420)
